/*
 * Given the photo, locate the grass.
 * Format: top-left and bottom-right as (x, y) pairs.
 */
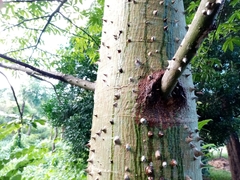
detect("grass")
(208, 168), (232, 180)
(204, 146), (232, 180)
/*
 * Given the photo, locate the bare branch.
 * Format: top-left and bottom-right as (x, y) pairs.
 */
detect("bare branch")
(0, 71), (23, 120)
(27, 72), (62, 104)
(49, 22), (87, 39)
(4, 45), (36, 54)
(4, 0), (61, 3)
(0, 54), (95, 91)
(161, 0), (225, 97)
(29, 0), (67, 60)
(3, 15), (50, 31)
(59, 11), (100, 47)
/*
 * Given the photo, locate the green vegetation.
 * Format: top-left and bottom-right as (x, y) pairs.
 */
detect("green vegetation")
(208, 168), (231, 180)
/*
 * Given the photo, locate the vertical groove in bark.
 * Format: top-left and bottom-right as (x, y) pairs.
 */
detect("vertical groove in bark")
(88, 0), (202, 179)
(226, 133), (240, 180)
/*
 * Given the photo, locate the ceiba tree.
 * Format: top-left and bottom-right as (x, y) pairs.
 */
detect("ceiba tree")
(0, 0), (224, 179)
(87, 0), (223, 179)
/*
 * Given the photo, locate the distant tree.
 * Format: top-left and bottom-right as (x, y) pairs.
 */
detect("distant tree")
(43, 29), (98, 159)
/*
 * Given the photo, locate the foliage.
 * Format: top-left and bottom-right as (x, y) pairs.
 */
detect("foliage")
(42, 29), (99, 160)
(0, 139), (87, 180)
(191, 1), (240, 146)
(19, 79), (53, 117)
(41, 0), (102, 159)
(208, 168), (231, 180)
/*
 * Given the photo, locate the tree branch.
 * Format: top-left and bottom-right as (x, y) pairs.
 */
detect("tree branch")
(161, 0), (225, 97)
(29, 0), (67, 60)
(0, 71), (23, 120)
(3, 15), (50, 31)
(49, 22), (87, 40)
(59, 11), (100, 47)
(4, 0), (61, 3)
(27, 73), (62, 105)
(0, 54), (95, 91)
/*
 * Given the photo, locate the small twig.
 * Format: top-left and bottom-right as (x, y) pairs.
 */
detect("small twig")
(3, 0), (61, 3)
(29, 0), (67, 60)
(0, 71), (23, 121)
(49, 22), (87, 39)
(59, 11), (100, 47)
(27, 73), (62, 104)
(3, 15), (50, 31)
(4, 45), (36, 55)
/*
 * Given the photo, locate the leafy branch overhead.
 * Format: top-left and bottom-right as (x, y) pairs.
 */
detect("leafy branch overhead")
(0, 0), (102, 90)
(161, 0), (225, 97)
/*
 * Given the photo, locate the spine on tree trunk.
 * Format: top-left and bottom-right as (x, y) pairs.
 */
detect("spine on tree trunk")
(88, 0), (202, 179)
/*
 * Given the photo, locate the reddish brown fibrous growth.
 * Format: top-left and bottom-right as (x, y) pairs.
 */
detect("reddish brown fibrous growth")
(136, 70), (186, 128)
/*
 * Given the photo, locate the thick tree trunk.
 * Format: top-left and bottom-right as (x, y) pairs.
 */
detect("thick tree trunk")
(226, 133), (240, 180)
(88, 0), (202, 179)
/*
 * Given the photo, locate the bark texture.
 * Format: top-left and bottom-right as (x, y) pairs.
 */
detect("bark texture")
(226, 133), (240, 180)
(88, 0), (202, 179)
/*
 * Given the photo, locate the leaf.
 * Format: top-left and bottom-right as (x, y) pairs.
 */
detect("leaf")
(15, 159), (29, 169)
(198, 119), (212, 130)
(0, 123), (21, 140)
(201, 143), (216, 149)
(232, 37), (240, 46)
(10, 174), (22, 180)
(222, 38), (234, 52)
(6, 169), (18, 178)
(33, 119), (46, 125)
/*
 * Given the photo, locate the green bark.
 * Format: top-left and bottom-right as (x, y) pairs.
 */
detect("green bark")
(88, 0), (202, 179)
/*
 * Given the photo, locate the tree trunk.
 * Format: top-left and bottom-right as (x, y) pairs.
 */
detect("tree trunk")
(88, 0), (202, 179)
(226, 133), (240, 180)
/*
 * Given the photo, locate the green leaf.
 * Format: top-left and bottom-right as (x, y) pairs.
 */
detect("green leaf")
(10, 174), (22, 180)
(198, 119), (212, 130)
(0, 123), (21, 140)
(6, 169), (18, 178)
(232, 37), (240, 46)
(15, 159), (30, 170)
(223, 38), (234, 52)
(33, 119), (46, 125)
(201, 143), (216, 149)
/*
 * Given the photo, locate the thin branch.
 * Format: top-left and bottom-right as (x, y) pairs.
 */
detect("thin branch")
(0, 71), (23, 120)
(27, 73), (62, 104)
(0, 55), (95, 91)
(4, 0), (62, 3)
(3, 15), (50, 31)
(49, 22), (87, 40)
(58, 11), (100, 47)
(4, 45), (36, 54)
(29, 0), (67, 60)
(18, 25), (43, 32)
(161, 0), (225, 97)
